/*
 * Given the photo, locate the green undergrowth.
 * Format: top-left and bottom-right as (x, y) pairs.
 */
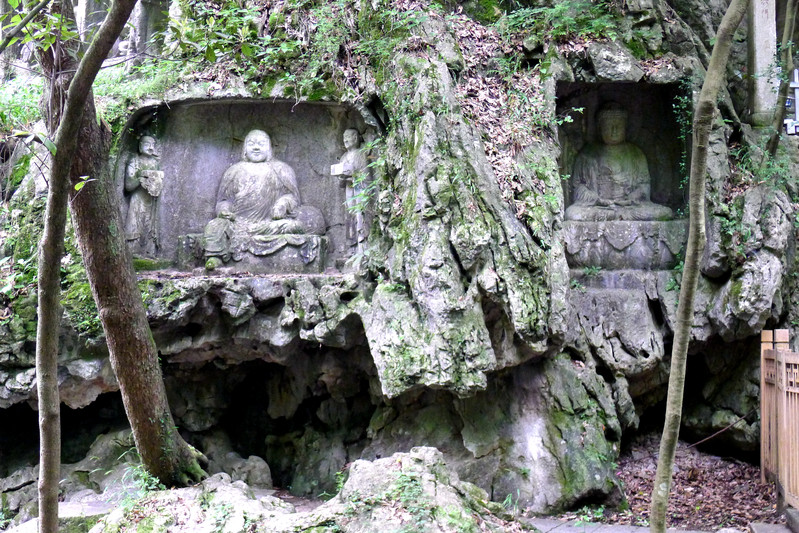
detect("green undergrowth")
(0, 192), (102, 338)
(0, 76), (43, 133)
(93, 60), (185, 141)
(496, 0), (663, 59)
(497, 0), (620, 44)
(163, 0), (427, 101)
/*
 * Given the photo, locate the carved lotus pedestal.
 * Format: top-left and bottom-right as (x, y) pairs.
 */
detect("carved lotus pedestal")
(234, 234), (328, 274)
(564, 220), (688, 272)
(177, 234), (328, 274)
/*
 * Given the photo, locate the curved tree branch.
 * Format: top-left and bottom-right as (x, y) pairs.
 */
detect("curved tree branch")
(0, 0), (51, 57)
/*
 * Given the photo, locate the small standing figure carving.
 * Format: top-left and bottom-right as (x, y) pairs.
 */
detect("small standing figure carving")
(124, 135), (164, 257)
(330, 129), (369, 255)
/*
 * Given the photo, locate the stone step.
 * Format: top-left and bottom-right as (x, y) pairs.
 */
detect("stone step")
(750, 522), (793, 533)
(785, 507), (799, 533)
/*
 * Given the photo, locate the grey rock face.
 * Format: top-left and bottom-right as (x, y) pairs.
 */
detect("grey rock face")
(2, 0), (797, 520)
(709, 250), (784, 342)
(587, 42), (645, 82)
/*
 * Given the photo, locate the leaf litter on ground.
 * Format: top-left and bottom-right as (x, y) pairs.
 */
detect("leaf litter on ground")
(531, 434), (784, 530)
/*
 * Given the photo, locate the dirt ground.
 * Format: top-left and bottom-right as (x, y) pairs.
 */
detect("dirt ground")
(538, 434), (784, 530)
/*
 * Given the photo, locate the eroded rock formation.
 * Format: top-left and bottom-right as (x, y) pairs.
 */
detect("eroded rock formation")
(0, 0), (796, 521)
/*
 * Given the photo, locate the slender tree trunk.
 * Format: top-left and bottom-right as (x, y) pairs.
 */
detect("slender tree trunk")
(35, 109), (69, 533)
(648, 0), (749, 531)
(28, 0), (203, 527)
(68, 137), (207, 486)
(764, 0), (797, 159)
(35, 1), (83, 529)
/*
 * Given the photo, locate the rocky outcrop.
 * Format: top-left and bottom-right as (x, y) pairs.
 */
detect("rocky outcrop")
(0, 0), (795, 519)
(85, 447), (523, 533)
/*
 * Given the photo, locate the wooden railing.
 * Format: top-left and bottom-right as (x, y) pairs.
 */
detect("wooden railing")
(761, 329), (799, 508)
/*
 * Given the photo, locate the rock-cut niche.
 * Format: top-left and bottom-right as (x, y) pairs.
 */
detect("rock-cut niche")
(556, 82), (688, 277)
(117, 100), (375, 274)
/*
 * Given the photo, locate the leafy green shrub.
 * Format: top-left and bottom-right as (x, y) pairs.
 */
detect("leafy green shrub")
(498, 0), (619, 43)
(0, 77), (43, 132)
(93, 61), (183, 138)
(167, 0), (265, 66)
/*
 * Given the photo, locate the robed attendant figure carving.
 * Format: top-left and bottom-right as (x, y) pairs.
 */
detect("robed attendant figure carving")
(124, 135), (164, 256)
(203, 129), (324, 270)
(331, 128), (369, 255)
(565, 103), (673, 222)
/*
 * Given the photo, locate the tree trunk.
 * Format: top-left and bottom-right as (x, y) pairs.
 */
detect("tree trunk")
(34, 104), (69, 533)
(648, 0), (749, 531)
(764, 0), (797, 159)
(67, 139), (206, 486)
(27, 3), (203, 525)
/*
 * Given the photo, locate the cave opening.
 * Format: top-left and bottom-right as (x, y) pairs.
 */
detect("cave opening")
(193, 343), (379, 493)
(630, 335), (761, 464)
(0, 392), (128, 475)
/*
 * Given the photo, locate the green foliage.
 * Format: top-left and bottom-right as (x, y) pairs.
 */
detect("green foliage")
(442, 505), (479, 532)
(166, 0), (265, 68)
(132, 257), (172, 271)
(386, 472), (435, 531)
(498, 0), (619, 43)
(61, 276), (102, 337)
(347, 138), (383, 214)
(718, 143), (795, 265)
(0, 3), (80, 51)
(1, 196), (45, 293)
(118, 448), (166, 509)
(0, 77), (43, 132)
(163, 0), (425, 101)
(6, 152), (32, 194)
(730, 142), (794, 190)
(570, 278), (585, 292)
(461, 0), (502, 24)
(574, 504), (606, 525)
(335, 469), (348, 491)
(583, 265), (602, 277)
(0, 493), (11, 529)
(501, 489), (520, 515)
(0, 195), (95, 335)
(0, 255), (36, 299)
(93, 61), (184, 138)
(211, 502), (234, 533)
(673, 78), (694, 191)
(666, 257), (683, 292)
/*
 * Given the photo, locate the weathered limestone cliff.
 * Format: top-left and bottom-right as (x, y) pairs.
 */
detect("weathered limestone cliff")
(0, 0), (796, 524)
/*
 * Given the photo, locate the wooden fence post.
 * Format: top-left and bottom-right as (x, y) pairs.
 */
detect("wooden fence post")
(762, 330), (774, 483)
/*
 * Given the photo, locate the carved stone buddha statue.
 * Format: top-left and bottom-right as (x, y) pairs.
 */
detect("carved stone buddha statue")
(202, 129), (325, 270)
(565, 104), (673, 222)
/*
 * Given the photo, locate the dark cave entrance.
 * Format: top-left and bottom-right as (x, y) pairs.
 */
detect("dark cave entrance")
(0, 392), (128, 475)
(631, 335), (761, 463)
(216, 358), (376, 490)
